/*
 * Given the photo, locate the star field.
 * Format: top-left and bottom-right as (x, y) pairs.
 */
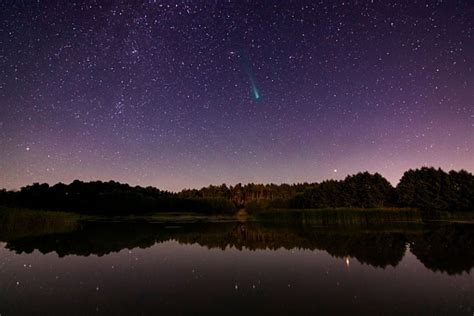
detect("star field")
(0, 1), (473, 191)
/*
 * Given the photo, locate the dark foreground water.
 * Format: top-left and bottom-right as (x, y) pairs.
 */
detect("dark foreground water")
(0, 218), (473, 315)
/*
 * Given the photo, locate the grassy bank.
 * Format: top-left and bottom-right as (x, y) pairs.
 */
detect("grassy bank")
(88, 212), (241, 224)
(252, 208), (423, 226)
(1, 206), (473, 243)
(421, 211), (474, 223)
(0, 207), (81, 241)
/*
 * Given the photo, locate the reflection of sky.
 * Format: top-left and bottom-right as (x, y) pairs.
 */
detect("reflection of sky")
(0, 241), (472, 314)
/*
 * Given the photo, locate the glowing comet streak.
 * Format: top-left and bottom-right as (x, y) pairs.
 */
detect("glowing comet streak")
(241, 52), (262, 102)
(249, 73), (261, 101)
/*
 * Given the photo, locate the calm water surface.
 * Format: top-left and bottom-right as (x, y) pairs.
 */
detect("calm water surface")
(0, 220), (473, 315)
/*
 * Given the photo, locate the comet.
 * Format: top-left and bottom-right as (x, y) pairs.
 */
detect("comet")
(240, 53), (262, 102)
(249, 73), (261, 101)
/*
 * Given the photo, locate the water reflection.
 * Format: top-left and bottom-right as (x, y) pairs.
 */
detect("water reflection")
(0, 218), (473, 315)
(410, 223), (474, 275)
(1, 219), (473, 275)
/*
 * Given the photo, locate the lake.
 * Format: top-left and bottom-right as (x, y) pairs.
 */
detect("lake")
(0, 214), (473, 315)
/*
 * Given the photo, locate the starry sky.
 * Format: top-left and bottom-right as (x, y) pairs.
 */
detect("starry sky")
(0, 1), (473, 191)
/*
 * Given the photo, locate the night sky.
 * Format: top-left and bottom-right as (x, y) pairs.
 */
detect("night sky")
(0, 1), (473, 191)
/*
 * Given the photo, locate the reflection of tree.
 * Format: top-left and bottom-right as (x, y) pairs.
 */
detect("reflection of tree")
(171, 223), (408, 268)
(409, 223), (474, 275)
(5, 222), (162, 257)
(4, 221), (405, 268)
(3, 221), (473, 274)
(301, 231), (407, 268)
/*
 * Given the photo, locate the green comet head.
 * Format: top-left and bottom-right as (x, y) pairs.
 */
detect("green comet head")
(240, 52), (262, 102)
(251, 82), (262, 102)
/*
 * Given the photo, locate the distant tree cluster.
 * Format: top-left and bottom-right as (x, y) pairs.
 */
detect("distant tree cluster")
(0, 167), (473, 214)
(0, 180), (236, 215)
(289, 172), (395, 209)
(397, 168), (474, 211)
(179, 183), (309, 207)
(180, 167), (474, 212)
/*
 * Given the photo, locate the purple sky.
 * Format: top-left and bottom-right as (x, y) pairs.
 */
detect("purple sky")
(0, 1), (473, 191)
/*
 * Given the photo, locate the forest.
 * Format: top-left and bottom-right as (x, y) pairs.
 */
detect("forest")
(0, 167), (473, 214)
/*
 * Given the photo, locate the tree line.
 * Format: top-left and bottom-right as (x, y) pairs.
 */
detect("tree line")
(0, 167), (473, 214)
(0, 180), (236, 214)
(179, 167), (474, 212)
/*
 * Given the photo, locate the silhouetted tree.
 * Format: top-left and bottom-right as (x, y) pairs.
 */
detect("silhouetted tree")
(1, 167), (472, 214)
(397, 167), (474, 211)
